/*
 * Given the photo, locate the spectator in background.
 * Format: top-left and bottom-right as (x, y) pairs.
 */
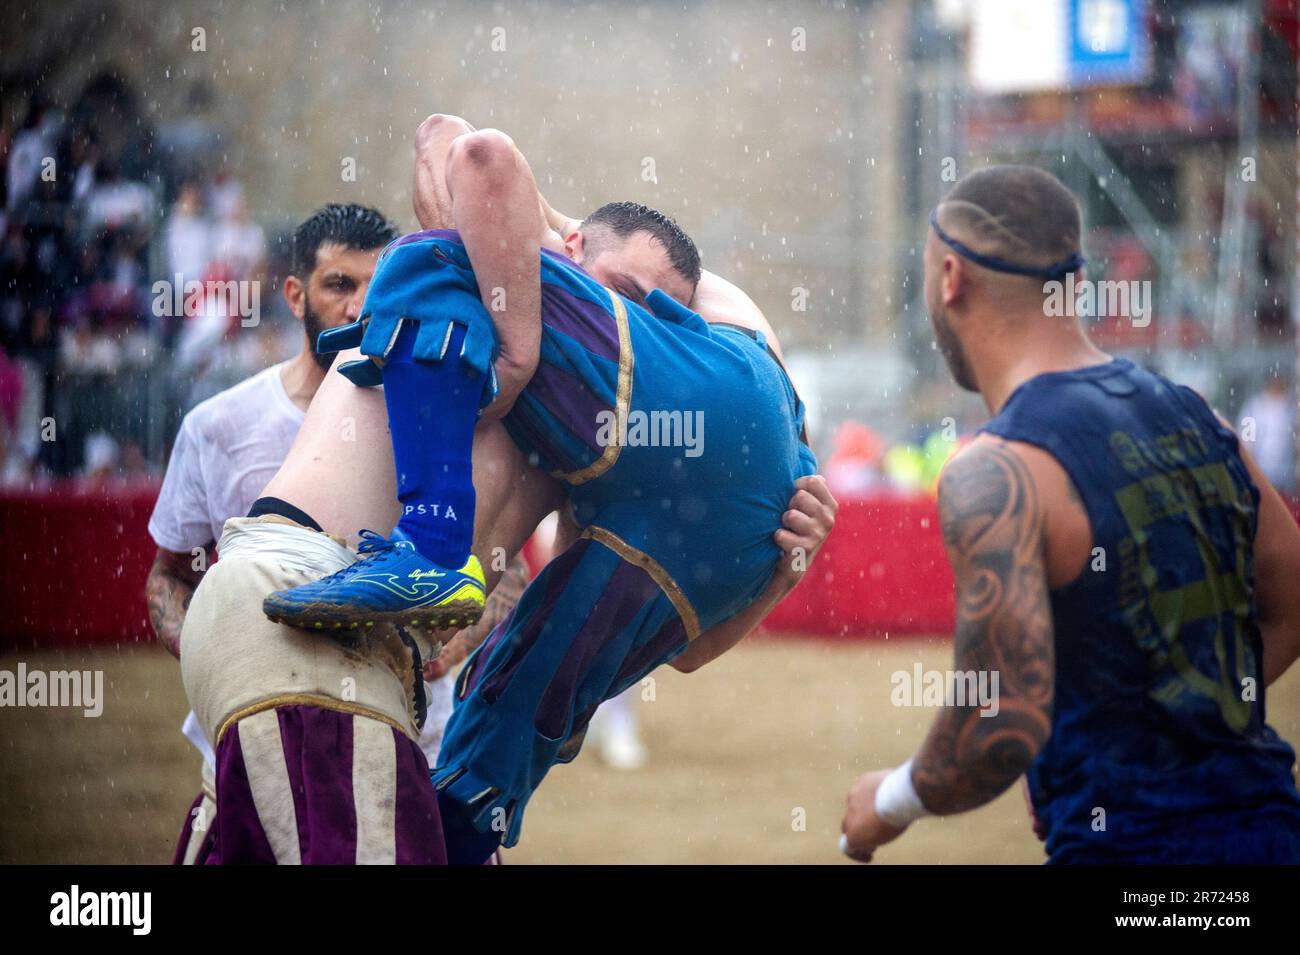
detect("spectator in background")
(586, 686), (649, 770)
(825, 421), (888, 499)
(66, 122), (98, 207)
(173, 189), (267, 397)
(5, 93), (62, 216)
(157, 81), (226, 196)
(0, 340), (23, 482)
(0, 75), (159, 480)
(11, 292), (59, 478)
(1240, 375), (1296, 495)
(82, 431), (119, 482)
(65, 72), (157, 186)
(80, 160), (155, 241)
(206, 160), (244, 221)
(211, 195), (266, 279)
(165, 181), (212, 284)
(118, 439), (154, 478)
(0, 112), (12, 222)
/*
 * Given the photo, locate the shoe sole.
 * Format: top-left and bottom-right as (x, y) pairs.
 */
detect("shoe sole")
(261, 596), (484, 633)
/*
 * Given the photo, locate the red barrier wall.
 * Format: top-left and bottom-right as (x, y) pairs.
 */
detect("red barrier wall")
(763, 493), (955, 638)
(2, 485), (1298, 650)
(0, 481), (159, 651)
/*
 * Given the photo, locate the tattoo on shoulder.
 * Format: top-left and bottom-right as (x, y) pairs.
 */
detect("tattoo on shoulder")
(914, 443), (1054, 814)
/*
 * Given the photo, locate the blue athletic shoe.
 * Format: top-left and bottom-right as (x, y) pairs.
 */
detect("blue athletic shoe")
(263, 529), (486, 632)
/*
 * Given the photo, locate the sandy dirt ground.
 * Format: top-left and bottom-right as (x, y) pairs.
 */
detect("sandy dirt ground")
(2, 637), (1298, 865)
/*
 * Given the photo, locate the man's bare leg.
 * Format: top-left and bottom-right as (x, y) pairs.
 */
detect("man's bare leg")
(262, 348), (561, 596)
(261, 349), (400, 544)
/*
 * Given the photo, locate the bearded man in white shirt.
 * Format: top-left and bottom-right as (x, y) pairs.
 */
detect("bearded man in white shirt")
(145, 203), (527, 863)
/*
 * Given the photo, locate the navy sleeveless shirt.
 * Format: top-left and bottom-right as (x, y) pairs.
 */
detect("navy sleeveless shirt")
(982, 358), (1300, 863)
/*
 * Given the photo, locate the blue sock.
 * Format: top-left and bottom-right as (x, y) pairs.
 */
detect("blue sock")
(381, 321), (483, 567)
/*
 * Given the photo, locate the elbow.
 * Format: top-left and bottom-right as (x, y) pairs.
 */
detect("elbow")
(668, 650), (704, 674)
(981, 704), (1052, 778)
(995, 745), (1040, 781)
(494, 351), (539, 398)
(481, 351), (540, 422)
(961, 698), (1052, 778)
(497, 344), (538, 375)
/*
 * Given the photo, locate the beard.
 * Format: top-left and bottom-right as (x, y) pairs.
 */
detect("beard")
(930, 303), (978, 393)
(302, 294), (334, 372)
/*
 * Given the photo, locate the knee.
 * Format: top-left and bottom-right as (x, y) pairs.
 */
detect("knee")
(446, 129), (518, 182)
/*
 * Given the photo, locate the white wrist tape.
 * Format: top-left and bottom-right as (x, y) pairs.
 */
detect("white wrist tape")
(874, 759), (930, 829)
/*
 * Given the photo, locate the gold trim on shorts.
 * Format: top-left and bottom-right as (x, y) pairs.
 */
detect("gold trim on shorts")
(553, 289), (634, 486)
(216, 694), (414, 746)
(581, 525), (701, 641)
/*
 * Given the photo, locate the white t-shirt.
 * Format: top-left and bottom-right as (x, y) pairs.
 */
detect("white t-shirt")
(149, 362), (304, 552)
(151, 361), (453, 769)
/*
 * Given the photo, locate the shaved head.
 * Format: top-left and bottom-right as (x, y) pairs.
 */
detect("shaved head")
(935, 165), (1083, 277)
(924, 165), (1087, 393)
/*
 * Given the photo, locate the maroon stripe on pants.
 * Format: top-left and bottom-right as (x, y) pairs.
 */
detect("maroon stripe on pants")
(207, 723), (278, 864)
(207, 705), (446, 865)
(276, 705), (359, 864)
(534, 559), (660, 739)
(393, 728), (448, 865)
(479, 539), (593, 702)
(613, 615), (689, 689)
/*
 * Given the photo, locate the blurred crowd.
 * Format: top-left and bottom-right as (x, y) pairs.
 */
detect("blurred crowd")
(0, 75), (292, 486)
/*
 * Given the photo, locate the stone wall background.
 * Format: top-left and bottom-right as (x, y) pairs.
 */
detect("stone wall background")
(2, 0), (910, 351)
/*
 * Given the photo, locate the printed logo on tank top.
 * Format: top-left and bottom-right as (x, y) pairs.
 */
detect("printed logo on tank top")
(1107, 426), (1255, 733)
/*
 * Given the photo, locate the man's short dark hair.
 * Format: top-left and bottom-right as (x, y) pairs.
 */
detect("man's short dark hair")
(582, 201), (702, 287)
(291, 203), (397, 278)
(937, 166), (1083, 274)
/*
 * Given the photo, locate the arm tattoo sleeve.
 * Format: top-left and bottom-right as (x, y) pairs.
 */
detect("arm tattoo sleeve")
(145, 547), (208, 659)
(912, 443), (1055, 815)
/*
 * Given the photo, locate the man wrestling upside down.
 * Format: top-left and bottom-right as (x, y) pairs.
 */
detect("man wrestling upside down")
(180, 115), (835, 864)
